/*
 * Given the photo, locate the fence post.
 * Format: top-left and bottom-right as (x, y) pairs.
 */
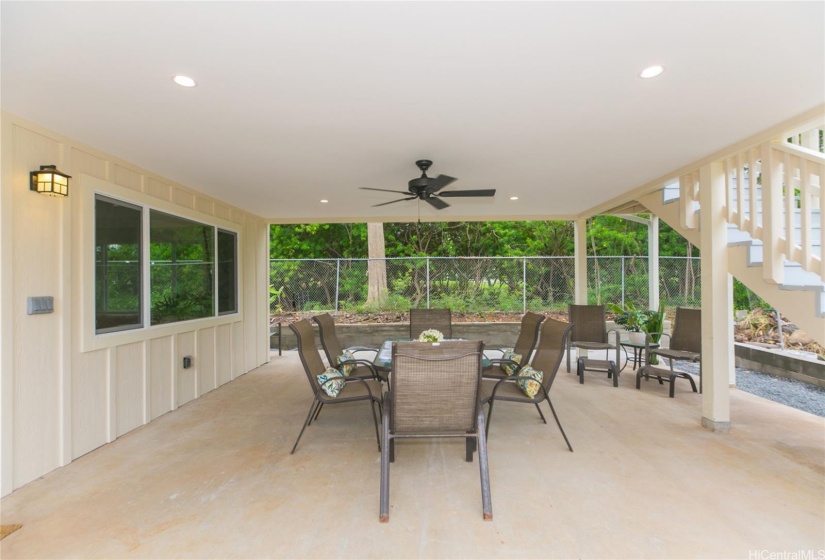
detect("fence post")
(334, 259), (340, 313)
(426, 257), (430, 308)
(621, 256), (625, 307)
(522, 257), (527, 313)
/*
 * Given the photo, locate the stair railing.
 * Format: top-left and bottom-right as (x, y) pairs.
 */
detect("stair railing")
(710, 134), (824, 284)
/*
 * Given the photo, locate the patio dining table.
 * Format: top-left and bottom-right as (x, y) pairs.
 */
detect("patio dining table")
(373, 339), (492, 371)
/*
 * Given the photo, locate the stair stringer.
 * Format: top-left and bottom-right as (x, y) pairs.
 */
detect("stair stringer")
(638, 191), (825, 345)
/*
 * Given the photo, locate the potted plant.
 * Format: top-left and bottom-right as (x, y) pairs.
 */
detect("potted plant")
(609, 301), (665, 346)
(609, 301), (648, 344)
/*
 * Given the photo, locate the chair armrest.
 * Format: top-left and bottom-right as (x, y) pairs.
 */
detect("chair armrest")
(337, 358), (380, 377)
(487, 357), (523, 374)
(645, 332), (671, 354)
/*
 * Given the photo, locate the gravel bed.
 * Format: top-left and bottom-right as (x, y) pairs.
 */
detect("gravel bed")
(674, 361), (825, 418)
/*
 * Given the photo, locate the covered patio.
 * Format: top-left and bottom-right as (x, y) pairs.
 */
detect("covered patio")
(1, 351), (822, 558)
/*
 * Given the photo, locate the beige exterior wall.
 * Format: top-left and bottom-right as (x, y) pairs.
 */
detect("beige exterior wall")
(0, 112), (270, 497)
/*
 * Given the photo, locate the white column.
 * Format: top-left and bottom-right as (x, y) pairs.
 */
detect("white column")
(728, 275), (736, 386)
(648, 215), (660, 311)
(699, 162), (732, 431)
(574, 218), (588, 304)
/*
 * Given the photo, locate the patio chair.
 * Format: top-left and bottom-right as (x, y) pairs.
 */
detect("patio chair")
(483, 311), (545, 379)
(636, 307), (701, 398)
(566, 304), (621, 387)
(379, 340), (491, 522)
(481, 318), (574, 452)
(313, 313), (381, 380)
(289, 319), (382, 454)
(409, 308), (452, 339)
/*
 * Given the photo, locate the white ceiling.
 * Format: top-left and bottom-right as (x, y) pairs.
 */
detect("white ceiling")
(2, 1), (823, 223)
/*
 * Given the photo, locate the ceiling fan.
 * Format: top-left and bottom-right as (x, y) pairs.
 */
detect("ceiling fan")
(360, 160), (496, 210)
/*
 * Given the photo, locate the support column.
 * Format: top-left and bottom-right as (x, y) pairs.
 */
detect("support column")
(574, 218), (588, 304)
(648, 215), (659, 311)
(699, 162), (732, 431)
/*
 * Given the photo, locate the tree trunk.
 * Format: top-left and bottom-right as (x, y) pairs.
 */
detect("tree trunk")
(367, 223), (388, 305)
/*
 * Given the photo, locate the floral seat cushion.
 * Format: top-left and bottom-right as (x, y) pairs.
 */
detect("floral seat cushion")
(516, 365), (543, 398)
(317, 367), (346, 397)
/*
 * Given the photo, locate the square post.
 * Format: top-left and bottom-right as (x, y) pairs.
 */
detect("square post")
(574, 218), (588, 304)
(699, 162), (732, 431)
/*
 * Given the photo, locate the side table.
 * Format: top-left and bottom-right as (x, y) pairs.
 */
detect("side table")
(620, 341), (660, 369)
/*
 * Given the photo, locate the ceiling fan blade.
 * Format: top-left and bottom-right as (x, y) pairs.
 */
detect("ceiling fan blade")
(427, 175), (457, 193)
(371, 197), (417, 207)
(437, 189), (497, 197)
(360, 187), (412, 195)
(425, 196), (449, 210)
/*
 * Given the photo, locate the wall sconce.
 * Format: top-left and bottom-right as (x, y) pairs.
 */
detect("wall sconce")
(30, 165), (70, 197)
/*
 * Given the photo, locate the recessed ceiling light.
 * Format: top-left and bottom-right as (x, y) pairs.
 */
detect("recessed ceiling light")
(320, 199), (329, 203)
(639, 65), (664, 79)
(172, 75), (197, 87)
(510, 196), (519, 201)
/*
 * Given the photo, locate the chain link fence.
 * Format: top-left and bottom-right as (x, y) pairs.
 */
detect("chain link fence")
(269, 256), (703, 316)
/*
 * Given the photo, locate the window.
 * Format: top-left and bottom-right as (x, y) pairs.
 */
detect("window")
(95, 196), (143, 333)
(94, 194), (238, 334)
(150, 211), (215, 325)
(217, 229), (238, 314)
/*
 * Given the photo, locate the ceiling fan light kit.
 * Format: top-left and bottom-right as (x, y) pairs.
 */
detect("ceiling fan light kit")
(361, 159), (496, 210)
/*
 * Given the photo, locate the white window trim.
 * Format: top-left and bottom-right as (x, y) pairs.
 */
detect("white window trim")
(81, 174), (242, 353)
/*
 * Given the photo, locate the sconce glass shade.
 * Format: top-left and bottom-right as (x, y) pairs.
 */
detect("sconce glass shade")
(30, 165), (70, 197)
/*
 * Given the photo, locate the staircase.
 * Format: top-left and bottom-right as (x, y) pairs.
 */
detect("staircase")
(638, 131), (825, 345)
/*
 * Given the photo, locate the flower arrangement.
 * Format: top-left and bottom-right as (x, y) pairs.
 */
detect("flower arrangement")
(418, 329), (444, 343)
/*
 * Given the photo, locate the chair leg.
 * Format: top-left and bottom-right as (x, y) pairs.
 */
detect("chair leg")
(291, 397), (319, 454)
(636, 367), (643, 389)
(669, 374), (676, 398)
(485, 400), (495, 437)
(577, 357), (585, 384)
(534, 403), (547, 424)
(566, 342), (572, 373)
(610, 361), (618, 388)
(476, 410), (493, 521)
(685, 373), (698, 393)
(546, 398), (573, 452)
(465, 436), (476, 462)
(309, 401), (324, 424)
(369, 399), (381, 452)
(379, 407), (391, 522)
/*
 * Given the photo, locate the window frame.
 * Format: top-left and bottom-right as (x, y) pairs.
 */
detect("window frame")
(94, 194), (144, 334)
(82, 176), (243, 352)
(217, 228), (239, 315)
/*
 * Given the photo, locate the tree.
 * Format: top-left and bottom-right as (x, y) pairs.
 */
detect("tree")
(367, 223), (388, 304)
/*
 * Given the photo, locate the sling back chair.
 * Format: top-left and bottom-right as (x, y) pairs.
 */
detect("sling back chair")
(409, 308), (452, 339)
(313, 313), (381, 380)
(481, 318), (574, 452)
(380, 340), (491, 522)
(567, 304), (621, 386)
(289, 319), (382, 454)
(483, 311), (545, 379)
(636, 307), (702, 398)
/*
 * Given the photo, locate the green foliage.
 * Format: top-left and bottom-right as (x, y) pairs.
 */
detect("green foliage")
(152, 290), (212, 324)
(733, 279), (769, 310)
(269, 285), (285, 313)
(609, 300), (664, 336)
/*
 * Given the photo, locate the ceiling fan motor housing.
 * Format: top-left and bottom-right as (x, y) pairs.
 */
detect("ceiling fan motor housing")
(408, 177), (431, 194)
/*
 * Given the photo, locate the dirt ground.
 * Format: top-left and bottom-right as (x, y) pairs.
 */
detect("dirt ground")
(271, 308), (824, 360)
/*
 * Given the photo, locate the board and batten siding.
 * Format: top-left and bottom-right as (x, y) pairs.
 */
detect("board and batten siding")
(0, 112), (270, 497)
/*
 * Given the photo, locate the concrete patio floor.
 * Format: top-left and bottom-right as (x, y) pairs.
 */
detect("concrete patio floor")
(1, 351), (823, 559)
